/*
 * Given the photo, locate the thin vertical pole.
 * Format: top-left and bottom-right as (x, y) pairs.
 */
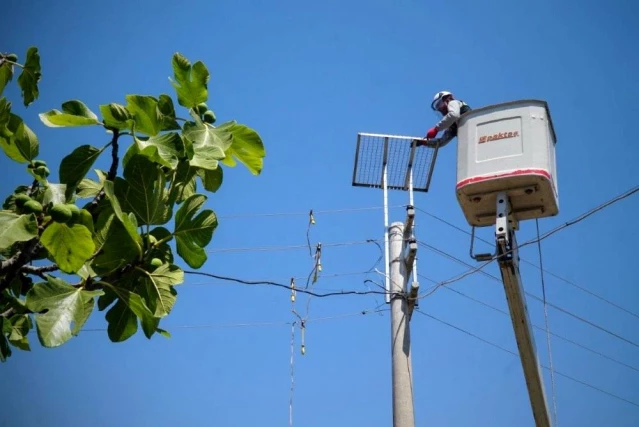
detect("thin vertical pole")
(383, 161), (390, 303)
(408, 169), (417, 283)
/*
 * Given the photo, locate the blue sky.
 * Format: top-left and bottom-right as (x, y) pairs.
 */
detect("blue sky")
(2, 0), (639, 426)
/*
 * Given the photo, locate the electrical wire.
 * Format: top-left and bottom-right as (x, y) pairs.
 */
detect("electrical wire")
(417, 242), (639, 349)
(183, 271), (389, 299)
(414, 309), (639, 410)
(536, 218), (559, 425)
(206, 239), (381, 254)
(216, 205), (405, 219)
(427, 276), (639, 374)
(415, 195), (639, 321)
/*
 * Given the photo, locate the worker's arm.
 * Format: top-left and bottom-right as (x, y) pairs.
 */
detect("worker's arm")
(435, 99), (463, 131)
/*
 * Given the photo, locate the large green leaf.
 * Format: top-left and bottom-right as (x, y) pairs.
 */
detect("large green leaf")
(124, 132), (184, 170)
(125, 95), (164, 136)
(39, 100), (101, 127)
(0, 318), (12, 362)
(0, 212), (38, 251)
(157, 94), (180, 131)
(169, 53), (209, 109)
(102, 180), (143, 248)
(137, 264), (183, 317)
(17, 47), (41, 107)
(0, 112), (39, 163)
(25, 276), (103, 347)
(122, 154), (170, 225)
(40, 222), (95, 274)
(220, 122), (266, 175)
(0, 57), (14, 98)
(103, 283), (158, 340)
(105, 299), (138, 342)
(183, 121), (230, 171)
(174, 194), (218, 268)
(76, 178), (101, 198)
(197, 166), (223, 193)
(168, 160), (197, 205)
(59, 144), (104, 198)
(8, 314), (31, 351)
(42, 183), (68, 206)
(99, 103), (132, 130)
(92, 211), (141, 276)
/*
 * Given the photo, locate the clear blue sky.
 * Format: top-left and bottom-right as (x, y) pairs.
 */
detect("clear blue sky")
(2, 0), (638, 426)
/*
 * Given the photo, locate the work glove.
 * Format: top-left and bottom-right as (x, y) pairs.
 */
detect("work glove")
(426, 127), (438, 139)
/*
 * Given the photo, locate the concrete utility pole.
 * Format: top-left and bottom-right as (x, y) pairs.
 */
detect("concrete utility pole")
(389, 222), (415, 427)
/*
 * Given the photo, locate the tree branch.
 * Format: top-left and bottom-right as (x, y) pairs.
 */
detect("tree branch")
(20, 264), (59, 280)
(89, 129), (121, 211)
(183, 271), (390, 299)
(0, 238), (40, 293)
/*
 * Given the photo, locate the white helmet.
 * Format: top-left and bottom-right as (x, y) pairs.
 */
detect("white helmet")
(431, 91), (453, 111)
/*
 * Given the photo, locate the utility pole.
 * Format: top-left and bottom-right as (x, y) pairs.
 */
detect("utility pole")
(389, 221), (415, 427)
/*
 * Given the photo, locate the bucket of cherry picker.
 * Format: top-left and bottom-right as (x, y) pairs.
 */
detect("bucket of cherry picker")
(455, 99), (559, 228)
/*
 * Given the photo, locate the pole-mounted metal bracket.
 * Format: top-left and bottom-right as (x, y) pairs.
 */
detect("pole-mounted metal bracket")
(406, 281), (420, 321)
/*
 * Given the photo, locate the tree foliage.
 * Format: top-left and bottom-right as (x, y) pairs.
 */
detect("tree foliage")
(0, 47), (266, 362)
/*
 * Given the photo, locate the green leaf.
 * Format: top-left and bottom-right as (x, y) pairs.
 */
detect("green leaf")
(76, 178), (101, 198)
(0, 212), (38, 251)
(102, 180), (143, 248)
(39, 100), (101, 127)
(157, 94), (180, 131)
(183, 121), (231, 170)
(137, 264), (183, 317)
(17, 47), (41, 107)
(59, 145), (104, 197)
(125, 95), (162, 136)
(122, 154), (170, 225)
(0, 319), (12, 362)
(103, 284), (158, 340)
(157, 328), (171, 338)
(99, 103), (132, 130)
(0, 57), (14, 97)
(220, 122), (266, 175)
(92, 211), (141, 276)
(124, 132), (184, 170)
(198, 166), (223, 193)
(25, 276), (103, 347)
(42, 183), (68, 206)
(148, 227), (174, 264)
(105, 299), (138, 342)
(8, 314), (32, 351)
(0, 112), (39, 163)
(174, 194), (218, 268)
(169, 53), (209, 109)
(168, 160), (197, 205)
(40, 222), (95, 274)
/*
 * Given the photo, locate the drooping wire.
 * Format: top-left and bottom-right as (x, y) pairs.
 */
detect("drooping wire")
(536, 218), (559, 426)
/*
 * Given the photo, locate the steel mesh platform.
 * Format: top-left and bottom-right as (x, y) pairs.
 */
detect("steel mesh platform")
(351, 132), (441, 192)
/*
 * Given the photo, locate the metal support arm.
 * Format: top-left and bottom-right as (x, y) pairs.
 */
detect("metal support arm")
(495, 192), (551, 427)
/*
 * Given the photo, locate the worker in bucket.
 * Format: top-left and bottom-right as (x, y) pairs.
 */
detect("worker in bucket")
(416, 91), (471, 146)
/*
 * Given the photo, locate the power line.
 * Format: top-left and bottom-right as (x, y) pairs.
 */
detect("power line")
(183, 270), (389, 298)
(417, 242), (639, 349)
(416, 184), (639, 300)
(415, 196), (639, 321)
(216, 205), (405, 219)
(206, 239), (381, 254)
(428, 277), (639, 374)
(414, 309), (639, 410)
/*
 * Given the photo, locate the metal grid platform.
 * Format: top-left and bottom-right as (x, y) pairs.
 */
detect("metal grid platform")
(351, 132), (441, 193)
